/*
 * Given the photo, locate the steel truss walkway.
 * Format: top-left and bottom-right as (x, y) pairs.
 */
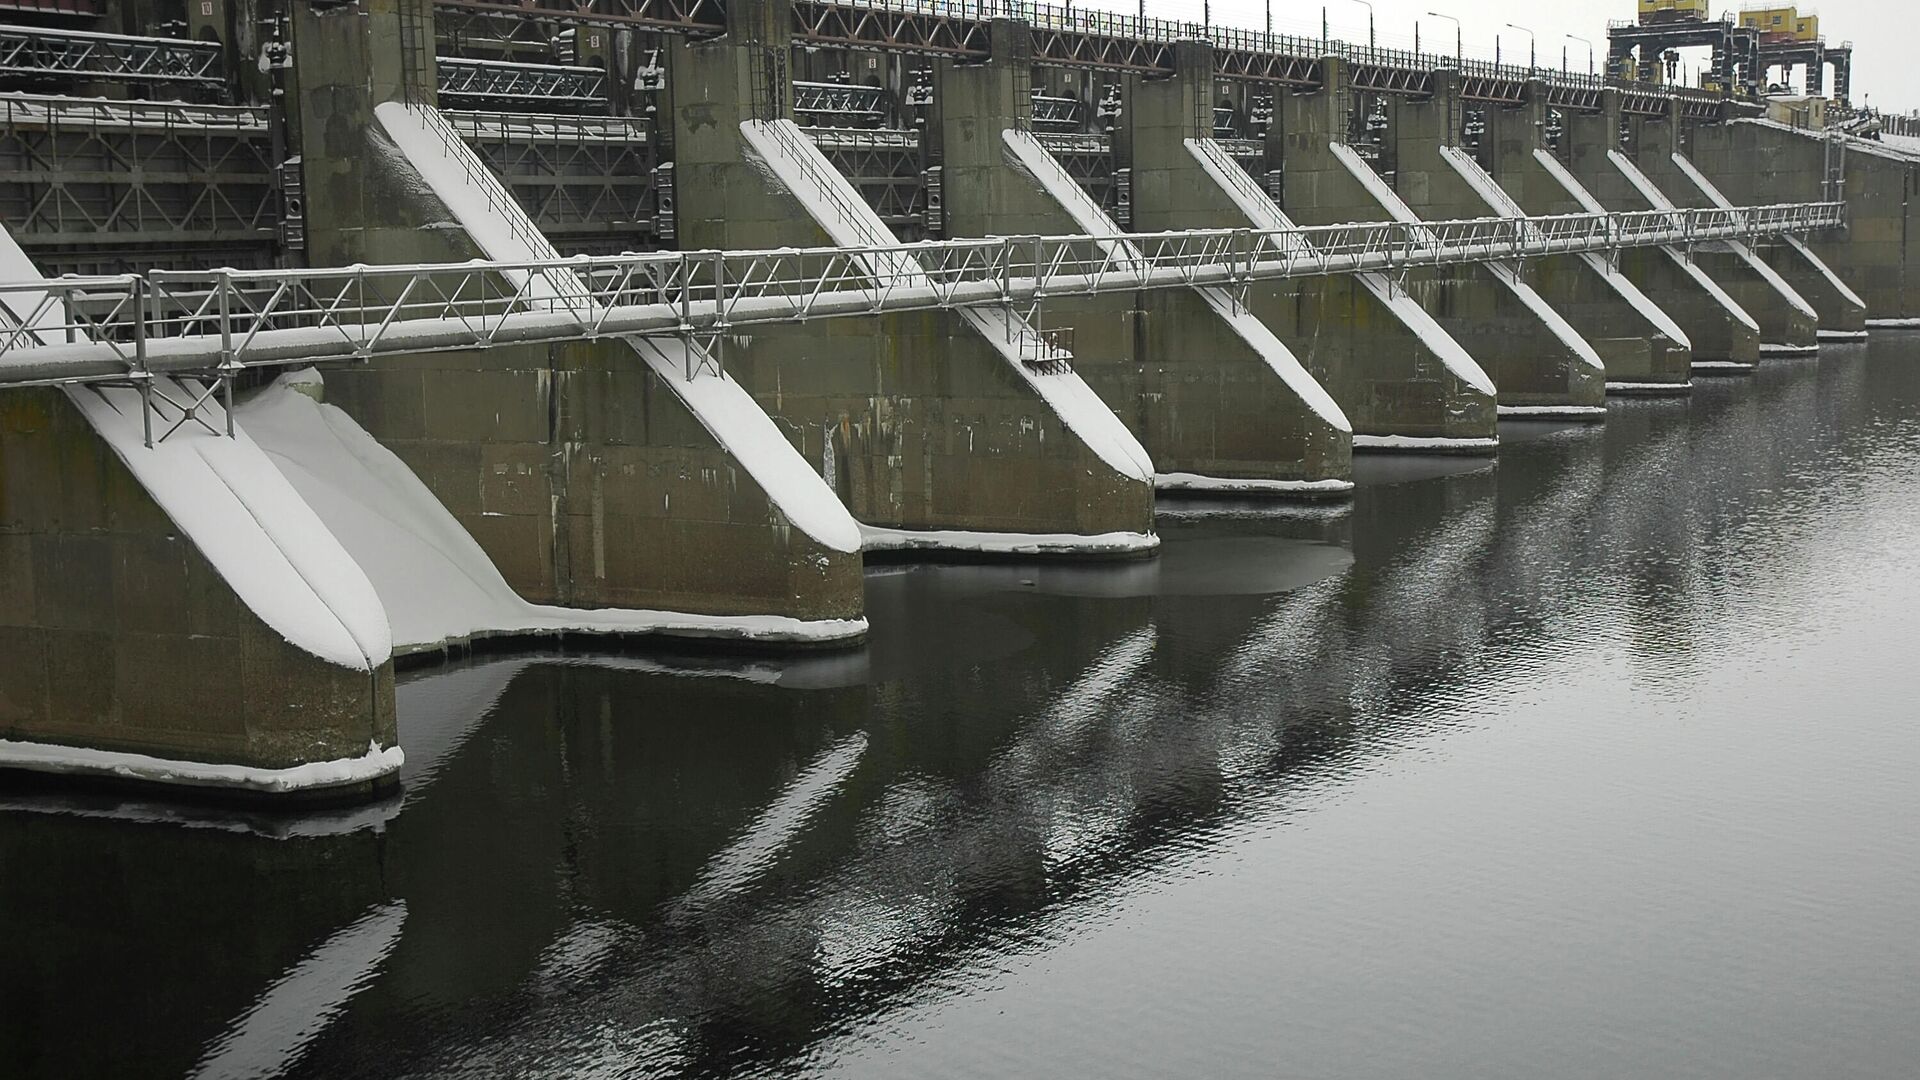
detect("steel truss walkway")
(0, 202), (1843, 409)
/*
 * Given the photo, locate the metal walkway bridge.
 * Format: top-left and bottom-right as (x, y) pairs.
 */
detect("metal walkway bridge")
(1, 201), (1843, 399)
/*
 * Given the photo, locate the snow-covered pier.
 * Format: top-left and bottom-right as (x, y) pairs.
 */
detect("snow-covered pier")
(0, 0), (1915, 801)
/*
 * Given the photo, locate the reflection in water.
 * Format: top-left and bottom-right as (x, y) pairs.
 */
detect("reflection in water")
(188, 902), (407, 1080)
(5, 340), (1920, 1079)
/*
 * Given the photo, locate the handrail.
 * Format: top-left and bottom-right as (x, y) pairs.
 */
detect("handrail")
(0, 201), (1844, 387)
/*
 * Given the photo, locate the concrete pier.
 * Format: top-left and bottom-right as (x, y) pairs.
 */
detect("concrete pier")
(1562, 95), (1762, 372)
(1380, 72), (1606, 416)
(1688, 120), (1920, 325)
(1160, 53), (1499, 451)
(0, 386), (397, 799)
(289, 0), (866, 636)
(931, 26), (1351, 495)
(1618, 107), (1821, 356)
(667, 1), (1156, 552)
(1475, 84), (1696, 394)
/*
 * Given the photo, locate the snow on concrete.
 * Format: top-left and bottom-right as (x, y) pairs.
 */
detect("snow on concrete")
(1322, 142), (1500, 396)
(1440, 145), (1528, 218)
(1605, 381), (1693, 393)
(1734, 118), (1920, 163)
(1331, 141), (1424, 226)
(374, 101), (593, 315)
(859, 524), (1159, 556)
(0, 224), (393, 673)
(1759, 342), (1820, 355)
(1006, 128), (1350, 434)
(1352, 435), (1500, 451)
(1155, 473), (1354, 496)
(1663, 151), (1821, 322)
(1191, 288), (1353, 431)
(1818, 330), (1870, 340)
(377, 102), (861, 556)
(1498, 405), (1608, 417)
(629, 338), (860, 553)
(0, 737), (403, 795)
(1882, 132), (1920, 156)
(188, 901), (406, 1080)
(1599, 149), (1760, 333)
(1782, 234), (1868, 310)
(739, 117), (1154, 486)
(1866, 318), (1920, 327)
(236, 372), (867, 650)
(1528, 149), (1694, 349)
(1197, 138), (1500, 401)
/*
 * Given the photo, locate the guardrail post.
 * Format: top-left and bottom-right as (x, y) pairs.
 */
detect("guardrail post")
(134, 277), (153, 448)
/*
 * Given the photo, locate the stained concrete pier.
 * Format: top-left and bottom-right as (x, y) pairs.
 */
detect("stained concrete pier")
(932, 24), (1352, 495)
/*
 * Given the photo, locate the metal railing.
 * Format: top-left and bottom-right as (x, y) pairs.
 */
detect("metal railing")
(0, 92), (267, 133)
(0, 24), (224, 89)
(0, 202), (1844, 389)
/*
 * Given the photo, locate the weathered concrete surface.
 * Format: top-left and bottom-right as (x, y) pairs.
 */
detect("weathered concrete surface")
(667, 8), (1155, 544)
(290, 0), (863, 627)
(1186, 58), (1498, 447)
(1621, 113), (1820, 353)
(1383, 74), (1605, 414)
(1562, 95), (1761, 371)
(1480, 86), (1694, 392)
(931, 28), (1350, 494)
(0, 388), (395, 793)
(1688, 120), (1920, 323)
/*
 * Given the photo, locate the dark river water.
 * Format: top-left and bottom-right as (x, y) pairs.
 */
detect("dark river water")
(7, 337), (1920, 1080)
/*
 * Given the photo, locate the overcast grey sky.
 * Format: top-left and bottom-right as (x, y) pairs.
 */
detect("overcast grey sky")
(1066, 0), (1919, 113)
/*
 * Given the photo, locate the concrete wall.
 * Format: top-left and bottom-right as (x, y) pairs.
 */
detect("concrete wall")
(290, 0), (861, 624)
(0, 389), (395, 789)
(1688, 120), (1920, 321)
(667, 12), (1154, 541)
(933, 30), (1350, 491)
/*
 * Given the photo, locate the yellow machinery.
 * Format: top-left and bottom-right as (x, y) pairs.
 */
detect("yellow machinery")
(1739, 6), (1820, 43)
(1637, 0), (1710, 24)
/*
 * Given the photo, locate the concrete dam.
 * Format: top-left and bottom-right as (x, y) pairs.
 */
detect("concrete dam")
(0, 0), (1913, 802)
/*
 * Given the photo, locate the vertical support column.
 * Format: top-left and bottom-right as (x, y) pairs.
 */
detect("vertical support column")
(668, 9), (1158, 551)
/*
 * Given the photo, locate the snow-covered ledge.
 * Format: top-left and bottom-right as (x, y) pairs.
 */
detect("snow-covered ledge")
(238, 372), (869, 652)
(0, 739), (404, 796)
(860, 525), (1159, 558)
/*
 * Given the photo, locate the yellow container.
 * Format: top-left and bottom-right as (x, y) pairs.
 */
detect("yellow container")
(1639, 0), (1710, 21)
(1740, 7), (1821, 41)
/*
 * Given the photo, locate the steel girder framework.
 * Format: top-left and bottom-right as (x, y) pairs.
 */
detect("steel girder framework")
(0, 93), (276, 275)
(424, 0), (1749, 118)
(434, 0), (724, 35)
(0, 24), (225, 94)
(802, 126), (925, 234)
(1032, 132), (1118, 220)
(0, 201), (1847, 388)
(446, 110), (658, 254)
(792, 80), (888, 126)
(436, 56), (608, 110)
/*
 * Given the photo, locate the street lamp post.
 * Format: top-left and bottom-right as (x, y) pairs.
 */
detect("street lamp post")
(1426, 11), (1461, 67)
(1331, 0), (1374, 50)
(1506, 22), (1535, 72)
(1565, 34), (1594, 77)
